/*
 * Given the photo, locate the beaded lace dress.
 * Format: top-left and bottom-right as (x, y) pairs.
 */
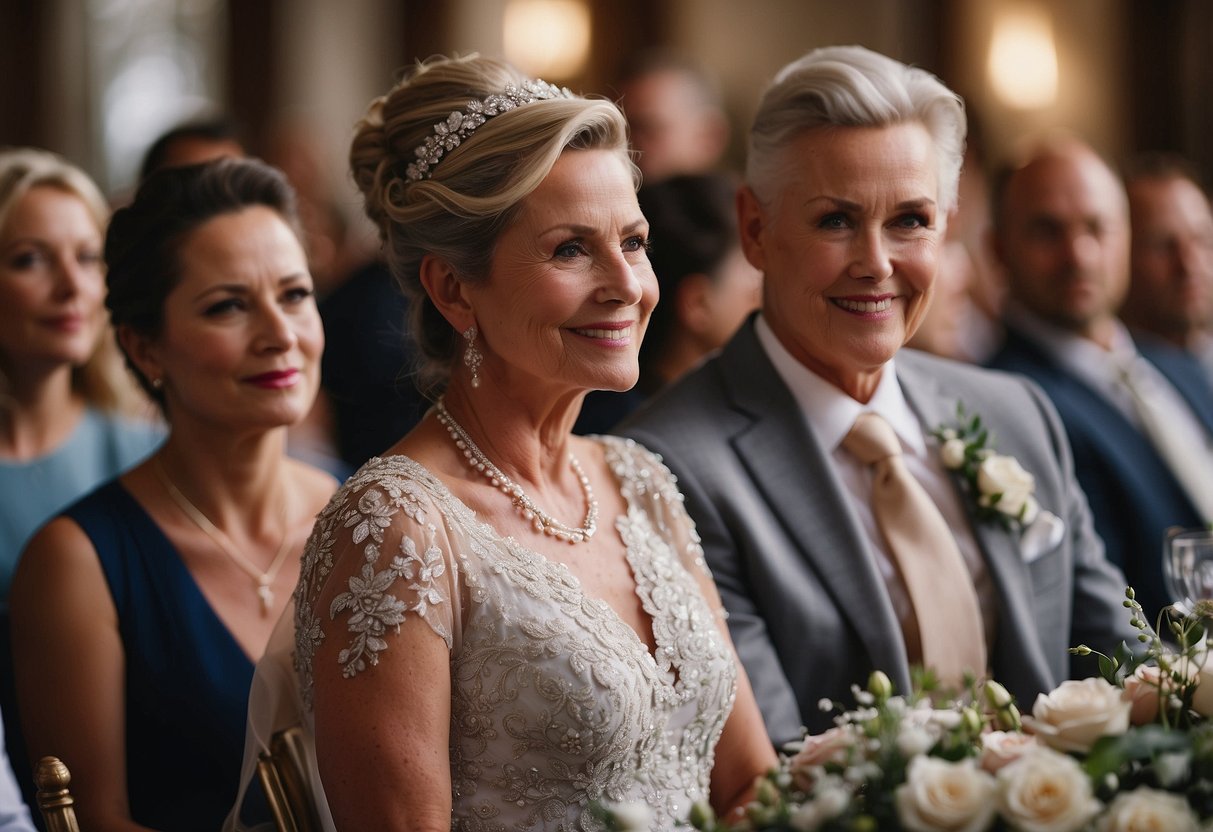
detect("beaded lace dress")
(286, 435), (737, 830)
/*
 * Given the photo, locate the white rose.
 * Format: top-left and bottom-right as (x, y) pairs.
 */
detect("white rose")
(997, 747), (1102, 832)
(1022, 678), (1130, 753)
(1096, 787), (1199, 832)
(980, 730), (1039, 774)
(894, 756), (997, 832)
(941, 437), (968, 469)
(977, 454), (1038, 521)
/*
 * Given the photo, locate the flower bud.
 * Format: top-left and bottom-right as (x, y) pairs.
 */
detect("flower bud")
(755, 777), (780, 806)
(962, 706), (983, 735)
(984, 681), (1013, 709)
(868, 670), (893, 703)
(1072, 645), (1092, 656)
(688, 801), (716, 830)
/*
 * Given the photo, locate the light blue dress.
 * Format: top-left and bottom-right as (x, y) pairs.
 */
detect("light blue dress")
(0, 408), (162, 599)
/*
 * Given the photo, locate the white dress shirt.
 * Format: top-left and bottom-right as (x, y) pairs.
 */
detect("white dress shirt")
(754, 316), (999, 649)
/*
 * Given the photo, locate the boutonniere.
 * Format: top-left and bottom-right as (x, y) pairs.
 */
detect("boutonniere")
(932, 403), (1039, 531)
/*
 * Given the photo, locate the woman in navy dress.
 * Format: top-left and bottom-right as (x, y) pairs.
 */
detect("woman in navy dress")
(10, 158), (335, 832)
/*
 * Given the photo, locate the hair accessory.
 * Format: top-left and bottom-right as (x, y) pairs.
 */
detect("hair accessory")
(153, 457), (295, 616)
(405, 79), (574, 182)
(463, 325), (483, 388)
(435, 396), (597, 543)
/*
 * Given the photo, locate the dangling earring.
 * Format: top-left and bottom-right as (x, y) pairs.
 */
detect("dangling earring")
(463, 326), (482, 388)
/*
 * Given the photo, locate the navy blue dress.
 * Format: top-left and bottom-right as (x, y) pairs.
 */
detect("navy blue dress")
(65, 481), (262, 831)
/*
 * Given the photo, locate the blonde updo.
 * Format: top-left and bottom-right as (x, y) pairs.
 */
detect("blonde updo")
(350, 54), (634, 393)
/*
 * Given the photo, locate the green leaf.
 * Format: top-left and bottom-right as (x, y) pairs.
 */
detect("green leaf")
(1082, 726), (1192, 780)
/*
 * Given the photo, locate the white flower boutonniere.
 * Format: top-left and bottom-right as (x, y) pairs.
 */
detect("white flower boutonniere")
(933, 404), (1039, 530)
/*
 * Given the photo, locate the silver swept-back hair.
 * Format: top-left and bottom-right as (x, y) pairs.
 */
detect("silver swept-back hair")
(746, 45), (966, 214)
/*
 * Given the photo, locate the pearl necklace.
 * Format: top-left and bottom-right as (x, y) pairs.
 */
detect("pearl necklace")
(153, 458), (294, 616)
(434, 397), (598, 544)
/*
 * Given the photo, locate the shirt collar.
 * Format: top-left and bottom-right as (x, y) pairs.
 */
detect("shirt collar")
(754, 314), (927, 455)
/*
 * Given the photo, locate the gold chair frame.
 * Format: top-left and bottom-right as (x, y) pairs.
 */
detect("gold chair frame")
(34, 756), (81, 832)
(256, 727), (323, 832)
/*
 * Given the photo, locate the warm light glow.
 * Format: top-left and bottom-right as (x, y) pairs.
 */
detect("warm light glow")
(987, 8), (1059, 109)
(503, 0), (591, 80)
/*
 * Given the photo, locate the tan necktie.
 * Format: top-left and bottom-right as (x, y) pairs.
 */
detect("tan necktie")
(844, 412), (988, 685)
(1118, 359), (1213, 523)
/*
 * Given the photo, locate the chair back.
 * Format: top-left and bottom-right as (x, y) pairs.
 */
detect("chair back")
(256, 727), (323, 832)
(34, 756), (80, 832)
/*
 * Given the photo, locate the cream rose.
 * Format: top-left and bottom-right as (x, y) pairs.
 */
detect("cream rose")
(1096, 787), (1198, 832)
(1022, 677), (1130, 753)
(980, 730), (1039, 774)
(941, 437), (968, 469)
(895, 756), (997, 832)
(977, 454), (1038, 522)
(788, 727), (856, 791)
(997, 747), (1102, 832)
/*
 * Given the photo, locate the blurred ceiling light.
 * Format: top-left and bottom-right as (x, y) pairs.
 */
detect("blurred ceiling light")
(987, 7), (1058, 109)
(503, 0), (591, 79)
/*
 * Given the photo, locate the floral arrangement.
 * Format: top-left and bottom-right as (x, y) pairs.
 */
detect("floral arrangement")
(680, 590), (1213, 832)
(933, 404), (1039, 530)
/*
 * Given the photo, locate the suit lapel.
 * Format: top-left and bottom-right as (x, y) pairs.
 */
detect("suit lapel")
(720, 327), (911, 690)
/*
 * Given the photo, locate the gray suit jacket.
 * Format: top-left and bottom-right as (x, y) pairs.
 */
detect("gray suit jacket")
(619, 321), (1136, 744)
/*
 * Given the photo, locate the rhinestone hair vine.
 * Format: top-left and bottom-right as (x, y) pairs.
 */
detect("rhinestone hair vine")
(404, 79), (575, 182)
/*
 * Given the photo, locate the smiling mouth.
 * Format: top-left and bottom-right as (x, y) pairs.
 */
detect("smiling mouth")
(833, 298), (893, 313)
(571, 327), (631, 340)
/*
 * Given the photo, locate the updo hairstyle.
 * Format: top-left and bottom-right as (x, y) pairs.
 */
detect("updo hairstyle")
(0, 147), (134, 413)
(104, 157), (302, 407)
(746, 45), (966, 215)
(349, 54), (634, 393)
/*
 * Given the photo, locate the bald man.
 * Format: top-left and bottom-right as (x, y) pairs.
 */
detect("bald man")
(988, 138), (1213, 620)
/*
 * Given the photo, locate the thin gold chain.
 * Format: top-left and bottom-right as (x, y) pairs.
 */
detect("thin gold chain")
(152, 457), (294, 615)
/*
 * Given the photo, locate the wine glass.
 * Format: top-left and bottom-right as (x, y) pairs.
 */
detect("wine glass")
(1163, 527), (1213, 615)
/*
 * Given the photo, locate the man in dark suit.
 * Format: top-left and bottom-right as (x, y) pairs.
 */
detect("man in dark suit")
(988, 139), (1213, 621)
(619, 48), (1134, 745)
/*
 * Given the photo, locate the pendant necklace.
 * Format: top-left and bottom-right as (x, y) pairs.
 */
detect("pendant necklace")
(153, 457), (294, 615)
(434, 396), (598, 544)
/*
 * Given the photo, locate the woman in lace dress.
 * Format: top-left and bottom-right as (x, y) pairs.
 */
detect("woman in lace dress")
(246, 54), (778, 831)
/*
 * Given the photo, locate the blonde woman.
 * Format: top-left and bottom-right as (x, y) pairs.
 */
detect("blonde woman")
(0, 148), (161, 596)
(232, 54), (777, 831)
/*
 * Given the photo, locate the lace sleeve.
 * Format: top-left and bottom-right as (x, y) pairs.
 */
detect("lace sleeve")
(294, 459), (463, 705)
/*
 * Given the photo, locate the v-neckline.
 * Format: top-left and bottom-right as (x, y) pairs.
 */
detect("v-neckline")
(113, 481), (260, 665)
(379, 442), (678, 685)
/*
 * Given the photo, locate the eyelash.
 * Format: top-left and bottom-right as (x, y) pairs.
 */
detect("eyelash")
(202, 287), (314, 317)
(555, 236), (650, 258)
(817, 213), (931, 230)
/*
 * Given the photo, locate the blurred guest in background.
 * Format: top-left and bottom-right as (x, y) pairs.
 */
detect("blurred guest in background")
(11, 158), (335, 832)
(575, 172), (761, 433)
(138, 117), (245, 182)
(0, 148), (160, 599)
(622, 47), (1134, 744)
(988, 137), (1213, 621)
(616, 51), (731, 183)
(1122, 153), (1213, 371)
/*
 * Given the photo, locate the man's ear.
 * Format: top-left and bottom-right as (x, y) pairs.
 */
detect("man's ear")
(419, 253), (476, 331)
(116, 325), (162, 388)
(736, 185), (767, 272)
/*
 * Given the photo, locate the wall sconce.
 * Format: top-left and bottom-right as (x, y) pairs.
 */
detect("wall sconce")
(503, 0), (591, 80)
(987, 7), (1059, 109)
